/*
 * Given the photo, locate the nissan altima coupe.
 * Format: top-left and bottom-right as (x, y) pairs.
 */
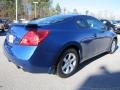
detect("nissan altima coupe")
(4, 15), (117, 78)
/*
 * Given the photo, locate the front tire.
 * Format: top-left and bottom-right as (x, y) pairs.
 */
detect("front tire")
(109, 39), (117, 54)
(57, 48), (79, 78)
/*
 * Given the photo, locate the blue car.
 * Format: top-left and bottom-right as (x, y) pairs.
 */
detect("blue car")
(4, 14), (117, 78)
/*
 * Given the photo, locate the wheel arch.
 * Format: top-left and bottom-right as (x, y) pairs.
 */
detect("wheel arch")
(114, 36), (117, 42)
(53, 41), (82, 73)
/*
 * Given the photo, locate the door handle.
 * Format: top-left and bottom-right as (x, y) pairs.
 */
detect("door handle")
(101, 30), (105, 33)
(81, 37), (94, 42)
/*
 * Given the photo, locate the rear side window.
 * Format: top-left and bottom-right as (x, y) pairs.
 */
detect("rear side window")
(76, 19), (89, 28)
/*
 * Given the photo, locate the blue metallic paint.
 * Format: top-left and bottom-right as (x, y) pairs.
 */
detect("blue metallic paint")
(4, 15), (117, 74)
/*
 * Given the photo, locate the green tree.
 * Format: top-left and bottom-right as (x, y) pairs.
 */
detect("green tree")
(73, 9), (78, 14)
(29, 0), (52, 18)
(0, 0), (24, 20)
(55, 3), (61, 14)
(0, 0), (58, 20)
(0, 0), (15, 19)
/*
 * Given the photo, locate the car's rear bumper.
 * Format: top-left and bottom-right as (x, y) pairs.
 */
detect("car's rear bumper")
(4, 47), (50, 73)
(4, 41), (55, 74)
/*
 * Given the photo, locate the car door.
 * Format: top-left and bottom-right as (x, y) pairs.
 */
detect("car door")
(75, 18), (98, 61)
(86, 17), (111, 55)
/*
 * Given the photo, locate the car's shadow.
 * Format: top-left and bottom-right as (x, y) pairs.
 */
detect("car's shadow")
(76, 52), (108, 73)
(77, 66), (120, 90)
(77, 46), (120, 90)
(0, 31), (7, 36)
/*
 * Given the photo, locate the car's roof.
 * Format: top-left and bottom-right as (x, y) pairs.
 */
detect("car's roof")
(31, 14), (93, 22)
(53, 14), (79, 17)
(52, 14), (93, 18)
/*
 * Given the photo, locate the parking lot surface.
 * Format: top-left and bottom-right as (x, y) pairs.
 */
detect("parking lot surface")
(0, 32), (120, 90)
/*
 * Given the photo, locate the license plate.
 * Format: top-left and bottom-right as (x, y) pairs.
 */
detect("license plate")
(8, 35), (14, 43)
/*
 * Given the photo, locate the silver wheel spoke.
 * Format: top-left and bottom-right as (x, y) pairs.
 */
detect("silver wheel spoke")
(69, 64), (74, 72)
(62, 63), (68, 71)
(65, 66), (70, 74)
(68, 53), (72, 60)
(71, 60), (76, 66)
(63, 58), (68, 63)
(70, 55), (76, 62)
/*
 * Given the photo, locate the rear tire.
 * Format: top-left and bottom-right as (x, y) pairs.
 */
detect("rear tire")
(57, 48), (79, 78)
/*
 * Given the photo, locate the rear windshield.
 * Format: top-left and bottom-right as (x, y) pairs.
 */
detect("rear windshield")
(30, 15), (70, 25)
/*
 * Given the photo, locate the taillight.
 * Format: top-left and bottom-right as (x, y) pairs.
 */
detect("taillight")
(20, 30), (49, 46)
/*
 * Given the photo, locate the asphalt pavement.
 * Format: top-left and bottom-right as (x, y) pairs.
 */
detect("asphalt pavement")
(0, 31), (120, 90)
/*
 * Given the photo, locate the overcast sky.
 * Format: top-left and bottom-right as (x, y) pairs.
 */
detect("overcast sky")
(52, 0), (120, 15)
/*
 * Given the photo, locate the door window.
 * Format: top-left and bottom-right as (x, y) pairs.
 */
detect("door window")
(86, 18), (105, 30)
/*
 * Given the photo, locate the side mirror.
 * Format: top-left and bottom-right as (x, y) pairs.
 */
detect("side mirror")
(103, 21), (107, 24)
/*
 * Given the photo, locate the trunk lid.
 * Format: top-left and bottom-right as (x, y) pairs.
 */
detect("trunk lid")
(7, 24), (40, 45)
